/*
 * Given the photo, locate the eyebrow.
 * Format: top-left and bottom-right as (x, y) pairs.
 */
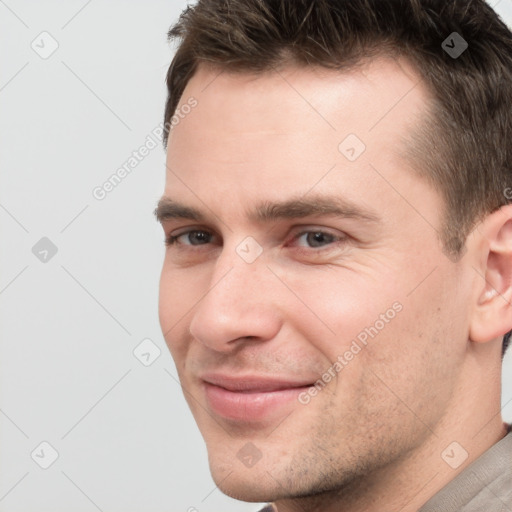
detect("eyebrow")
(154, 194), (381, 225)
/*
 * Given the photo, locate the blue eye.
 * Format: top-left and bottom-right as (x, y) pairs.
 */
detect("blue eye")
(165, 230), (213, 246)
(295, 231), (336, 248)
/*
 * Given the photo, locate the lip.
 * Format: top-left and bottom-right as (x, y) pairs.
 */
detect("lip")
(201, 374), (314, 422)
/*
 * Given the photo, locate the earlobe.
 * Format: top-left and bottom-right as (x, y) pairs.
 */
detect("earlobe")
(468, 206), (512, 344)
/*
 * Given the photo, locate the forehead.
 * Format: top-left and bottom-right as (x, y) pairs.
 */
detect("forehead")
(164, 57), (435, 225)
(172, 56), (426, 130)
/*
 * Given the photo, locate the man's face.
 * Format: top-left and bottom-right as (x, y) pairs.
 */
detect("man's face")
(158, 58), (472, 501)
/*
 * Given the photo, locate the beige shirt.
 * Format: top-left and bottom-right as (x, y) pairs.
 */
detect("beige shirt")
(419, 426), (512, 512)
(258, 425), (512, 512)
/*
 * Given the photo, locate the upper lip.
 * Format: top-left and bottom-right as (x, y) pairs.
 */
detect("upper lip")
(201, 373), (315, 392)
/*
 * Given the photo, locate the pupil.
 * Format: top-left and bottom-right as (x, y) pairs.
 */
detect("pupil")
(308, 232), (329, 247)
(192, 231), (208, 244)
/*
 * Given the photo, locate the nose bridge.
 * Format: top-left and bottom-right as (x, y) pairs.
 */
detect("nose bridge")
(208, 234), (271, 307)
(188, 238), (281, 349)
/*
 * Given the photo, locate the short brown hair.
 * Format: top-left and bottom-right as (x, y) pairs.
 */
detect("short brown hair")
(162, 0), (512, 356)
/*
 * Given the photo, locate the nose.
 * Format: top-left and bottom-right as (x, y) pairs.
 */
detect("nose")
(188, 242), (282, 353)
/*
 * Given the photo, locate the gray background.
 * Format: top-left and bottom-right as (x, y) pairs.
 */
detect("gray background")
(1, 1), (511, 511)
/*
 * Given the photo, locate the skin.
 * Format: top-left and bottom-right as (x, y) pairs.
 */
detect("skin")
(157, 57), (512, 512)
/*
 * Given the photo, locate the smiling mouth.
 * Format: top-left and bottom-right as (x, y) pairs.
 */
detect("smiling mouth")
(201, 374), (315, 422)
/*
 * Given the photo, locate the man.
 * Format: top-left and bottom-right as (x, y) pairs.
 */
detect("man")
(155, 0), (512, 510)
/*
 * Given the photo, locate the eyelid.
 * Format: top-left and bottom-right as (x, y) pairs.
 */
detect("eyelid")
(290, 226), (342, 239)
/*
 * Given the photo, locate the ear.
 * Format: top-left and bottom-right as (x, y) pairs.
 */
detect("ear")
(469, 204), (512, 344)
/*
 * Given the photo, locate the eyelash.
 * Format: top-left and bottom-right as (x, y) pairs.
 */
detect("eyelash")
(164, 228), (346, 252)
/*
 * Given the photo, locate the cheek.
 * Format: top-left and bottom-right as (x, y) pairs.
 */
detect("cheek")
(158, 265), (200, 360)
(284, 266), (405, 360)
(355, 264), (463, 388)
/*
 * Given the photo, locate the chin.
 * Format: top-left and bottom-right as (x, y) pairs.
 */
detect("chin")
(207, 454), (281, 503)
(217, 481), (277, 503)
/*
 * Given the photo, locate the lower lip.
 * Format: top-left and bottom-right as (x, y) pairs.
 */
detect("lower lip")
(203, 382), (311, 422)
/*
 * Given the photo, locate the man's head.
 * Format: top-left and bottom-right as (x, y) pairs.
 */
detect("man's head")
(156, 0), (512, 508)
(162, 0), (512, 357)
